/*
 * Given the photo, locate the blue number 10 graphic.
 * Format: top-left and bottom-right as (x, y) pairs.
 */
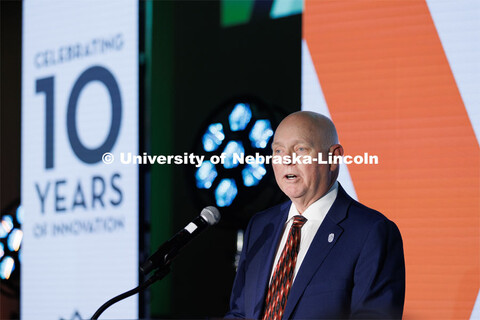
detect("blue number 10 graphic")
(36, 66), (122, 169)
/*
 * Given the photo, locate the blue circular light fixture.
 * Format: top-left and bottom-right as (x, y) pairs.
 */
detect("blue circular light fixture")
(0, 256), (15, 280)
(195, 161), (218, 189)
(215, 179), (238, 207)
(7, 229), (23, 252)
(242, 163), (267, 187)
(0, 215), (14, 239)
(202, 123), (225, 152)
(222, 141), (245, 169)
(229, 103), (252, 131)
(249, 119), (274, 149)
(0, 203), (23, 284)
(192, 98), (284, 221)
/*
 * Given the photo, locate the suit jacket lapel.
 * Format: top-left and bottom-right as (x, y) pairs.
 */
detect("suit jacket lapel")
(251, 201), (290, 318)
(282, 184), (352, 319)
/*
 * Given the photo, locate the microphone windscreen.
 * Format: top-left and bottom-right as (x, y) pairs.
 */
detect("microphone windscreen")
(200, 206), (221, 225)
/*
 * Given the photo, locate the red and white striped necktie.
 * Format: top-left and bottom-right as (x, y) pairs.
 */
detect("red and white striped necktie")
(263, 215), (307, 320)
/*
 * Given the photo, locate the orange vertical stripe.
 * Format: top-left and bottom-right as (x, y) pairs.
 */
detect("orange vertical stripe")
(304, 1), (479, 319)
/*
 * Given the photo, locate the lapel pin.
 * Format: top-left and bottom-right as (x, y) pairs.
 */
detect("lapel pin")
(328, 233), (334, 243)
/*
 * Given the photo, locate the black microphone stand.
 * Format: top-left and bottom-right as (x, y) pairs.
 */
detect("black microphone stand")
(90, 265), (170, 320)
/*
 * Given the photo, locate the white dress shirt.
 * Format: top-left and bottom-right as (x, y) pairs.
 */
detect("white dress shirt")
(269, 181), (339, 283)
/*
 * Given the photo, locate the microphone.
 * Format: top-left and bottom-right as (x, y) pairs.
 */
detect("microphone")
(140, 206), (221, 275)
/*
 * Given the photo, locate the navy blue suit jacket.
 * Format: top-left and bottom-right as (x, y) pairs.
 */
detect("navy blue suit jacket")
(226, 184), (405, 319)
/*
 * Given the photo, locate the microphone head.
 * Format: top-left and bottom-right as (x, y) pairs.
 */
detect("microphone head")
(200, 206), (221, 225)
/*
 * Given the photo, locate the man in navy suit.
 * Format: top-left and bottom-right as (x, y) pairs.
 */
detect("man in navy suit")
(225, 111), (405, 319)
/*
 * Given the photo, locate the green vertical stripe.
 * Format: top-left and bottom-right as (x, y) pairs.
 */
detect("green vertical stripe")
(145, 0), (174, 315)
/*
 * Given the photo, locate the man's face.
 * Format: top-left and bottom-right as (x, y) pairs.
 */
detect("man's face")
(271, 116), (333, 212)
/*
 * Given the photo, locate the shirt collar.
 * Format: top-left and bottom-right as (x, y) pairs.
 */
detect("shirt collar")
(286, 181), (339, 223)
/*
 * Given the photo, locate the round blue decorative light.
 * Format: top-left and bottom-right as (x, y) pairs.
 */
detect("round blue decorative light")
(0, 206), (23, 282)
(0, 256), (15, 280)
(242, 163), (267, 187)
(215, 179), (238, 207)
(202, 123), (225, 152)
(249, 119), (274, 148)
(229, 103), (252, 131)
(16, 205), (24, 224)
(7, 229), (23, 252)
(195, 100), (277, 209)
(195, 161), (218, 189)
(0, 216), (14, 239)
(223, 141), (245, 169)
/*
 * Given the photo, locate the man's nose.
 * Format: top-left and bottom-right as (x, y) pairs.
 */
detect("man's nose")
(284, 150), (295, 166)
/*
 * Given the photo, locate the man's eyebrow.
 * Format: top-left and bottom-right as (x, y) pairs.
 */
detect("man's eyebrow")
(278, 139), (310, 145)
(271, 140), (312, 148)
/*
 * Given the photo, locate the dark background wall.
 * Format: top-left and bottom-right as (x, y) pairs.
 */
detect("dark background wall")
(1, 1), (22, 319)
(0, 1), (301, 318)
(1, 2), (22, 219)
(146, 1), (301, 317)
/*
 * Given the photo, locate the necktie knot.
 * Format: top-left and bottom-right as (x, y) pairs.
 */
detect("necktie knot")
(292, 215), (307, 228)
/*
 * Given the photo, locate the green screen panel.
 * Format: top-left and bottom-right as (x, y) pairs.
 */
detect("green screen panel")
(221, 0), (254, 27)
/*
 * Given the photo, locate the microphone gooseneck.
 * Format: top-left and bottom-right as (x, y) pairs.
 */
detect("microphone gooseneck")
(140, 206), (221, 275)
(92, 206), (220, 320)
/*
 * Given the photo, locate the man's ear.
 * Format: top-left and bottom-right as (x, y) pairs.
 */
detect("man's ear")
(329, 144), (344, 172)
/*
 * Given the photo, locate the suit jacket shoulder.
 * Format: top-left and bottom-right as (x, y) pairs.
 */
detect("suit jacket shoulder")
(226, 184), (405, 319)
